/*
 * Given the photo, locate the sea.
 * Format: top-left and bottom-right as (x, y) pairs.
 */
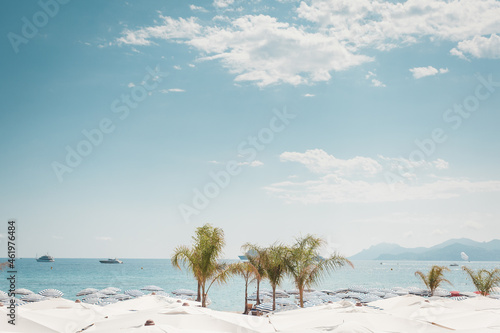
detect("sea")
(1, 259), (499, 311)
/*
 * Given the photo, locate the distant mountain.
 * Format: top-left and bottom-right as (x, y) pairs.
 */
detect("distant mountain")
(350, 239), (500, 261)
(350, 243), (427, 260)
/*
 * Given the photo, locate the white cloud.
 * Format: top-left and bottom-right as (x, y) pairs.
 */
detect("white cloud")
(297, 0), (500, 50)
(265, 149), (500, 204)
(432, 229), (446, 236)
(116, 15), (372, 87)
(250, 160), (264, 167)
(280, 149), (382, 176)
(96, 236), (112, 241)
(127, 82), (135, 88)
(188, 63), (195, 68)
(115, 1), (500, 87)
(190, 4), (208, 12)
(213, 0), (234, 8)
(451, 34), (500, 59)
(371, 79), (386, 87)
(192, 15), (372, 87)
(409, 66), (449, 79)
(159, 88), (186, 93)
(173, 65), (182, 70)
(462, 220), (484, 230)
(265, 175), (500, 204)
(304, 93), (315, 97)
(365, 71), (385, 87)
(116, 16), (202, 46)
(237, 160), (264, 167)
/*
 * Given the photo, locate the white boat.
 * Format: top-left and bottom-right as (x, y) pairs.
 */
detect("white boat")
(36, 254), (55, 262)
(99, 258), (123, 264)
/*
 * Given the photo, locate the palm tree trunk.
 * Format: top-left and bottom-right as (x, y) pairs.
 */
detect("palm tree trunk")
(256, 279), (262, 306)
(202, 283), (206, 307)
(243, 281), (248, 314)
(272, 285), (276, 311)
(299, 286), (304, 308)
(196, 281), (201, 302)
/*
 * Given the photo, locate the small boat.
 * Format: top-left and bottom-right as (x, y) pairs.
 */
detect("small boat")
(450, 263), (459, 267)
(36, 254), (55, 262)
(99, 258), (123, 264)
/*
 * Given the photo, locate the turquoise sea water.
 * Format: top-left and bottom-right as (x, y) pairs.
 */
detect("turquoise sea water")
(1, 259), (499, 311)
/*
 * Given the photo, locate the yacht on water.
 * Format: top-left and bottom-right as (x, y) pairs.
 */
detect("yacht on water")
(99, 258), (123, 264)
(36, 254), (55, 262)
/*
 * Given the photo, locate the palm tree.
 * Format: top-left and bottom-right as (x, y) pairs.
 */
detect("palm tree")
(261, 244), (288, 311)
(415, 265), (451, 296)
(229, 262), (260, 314)
(463, 267), (500, 296)
(241, 243), (267, 305)
(171, 245), (202, 301)
(286, 235), (353, 307)
(171, 223), (226, 307)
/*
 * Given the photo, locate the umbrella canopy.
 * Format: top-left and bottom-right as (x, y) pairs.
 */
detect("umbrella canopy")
(100, 288), (118, 295)
(154, 291), (170, 297)
(141, 285), (165, 291)
(38, 289), (64, 298)
(255, 302), (274, 313)
(97, 298), (120, 306)
(321, 295), (342, 303)
(0, 291), (10, 302)
(14, 288), (35, 295)
(124, 289), (145, 297)
(82, 296), (102, 304)
(171, 288), (196, 296)
(20, 294), (45, 302)
(360, 295), (382, 303)
(92, 292), (111, 298)
(76, 287), (99, 296)
(110, 294), (133, 301)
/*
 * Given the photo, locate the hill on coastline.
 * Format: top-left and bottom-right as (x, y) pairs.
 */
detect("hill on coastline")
(350, 238), (500, 261)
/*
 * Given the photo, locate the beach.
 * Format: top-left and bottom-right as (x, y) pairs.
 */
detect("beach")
(2, 294), (500, 332)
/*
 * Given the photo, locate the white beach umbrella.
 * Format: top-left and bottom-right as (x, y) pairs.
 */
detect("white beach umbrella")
(97, 298), (120, 306)
(255, 302), (274, 313)
(124, 289), (145, 297)
(171, 288), (196, 296)
(141, 285), (164, 291)
(1, 297), (26, 306)
(360, 295), (381, 303)
(20, 294), (45, 302)
(321, 295), (342, 303)
(110, 293), (133, 301)
(76, 287), (99, 296)
(154, 291), (170, 297)
(82, 296), (102, 304)
(38, 289), (64, 298)
(14, 288), (35, 295)
(100, 288), (118, 295)
(0, 291), (9, 302)
(87, 292), (110, 298)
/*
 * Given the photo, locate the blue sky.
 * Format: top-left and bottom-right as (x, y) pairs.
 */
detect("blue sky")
(1, 0), (500, 259)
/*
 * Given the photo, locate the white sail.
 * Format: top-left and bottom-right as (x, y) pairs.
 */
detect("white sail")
(461, 252), (469, 261)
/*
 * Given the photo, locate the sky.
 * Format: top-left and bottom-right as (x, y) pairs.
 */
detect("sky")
(1, 0), (500, 259)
